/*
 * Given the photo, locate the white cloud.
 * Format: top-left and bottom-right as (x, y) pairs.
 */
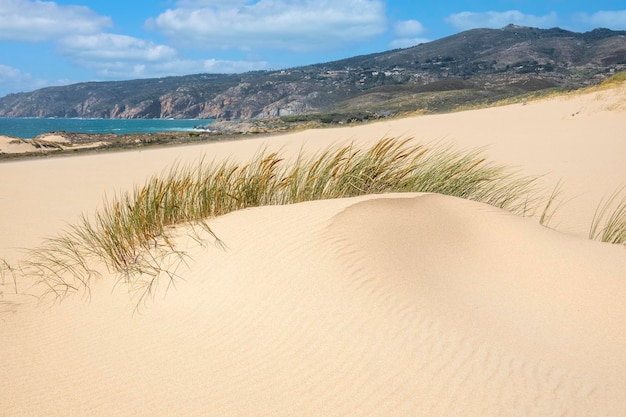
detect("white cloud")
(145, 0), (387, 51)
(446, 10), (559, 31)
(394, 19), (425, 37)
(58, 34), (178, 62)
(55, 32), (268, 79)
(0, 63), (59, 95)
(91, 58), (269, 79)
(156, 58), (269, 74)
(55, 32), (266, 79)
(0, 64), (22, 82)
(576, 10), (626, 30)
(389, 37), (429, 49)
(390, 19), (428, 49)
(0, 0), (111, 42)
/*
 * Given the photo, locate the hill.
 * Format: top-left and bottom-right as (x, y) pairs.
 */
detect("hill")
(0, 25), (625, 120)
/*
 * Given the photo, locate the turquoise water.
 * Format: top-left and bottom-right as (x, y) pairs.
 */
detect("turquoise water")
(0, 118), (215, 139)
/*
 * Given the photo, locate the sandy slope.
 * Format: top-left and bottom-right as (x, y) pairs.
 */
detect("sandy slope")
(0, 84), (625, 415)
(1, 194), (625, 416)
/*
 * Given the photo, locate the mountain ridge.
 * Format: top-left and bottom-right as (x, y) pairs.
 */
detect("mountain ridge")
(1, 25), (625, 120)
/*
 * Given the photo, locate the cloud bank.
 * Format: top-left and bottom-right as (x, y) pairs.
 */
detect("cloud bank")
(57, 34), (268, 79)
(84, 58), (269, 79)
(146, 0), (387, 51)
(0, 0), (271, 87)
(59, 34), (178, 62)
(0, 0), (111, 42)
(576, 10), (626, 30)
(0, 63), (65, 95)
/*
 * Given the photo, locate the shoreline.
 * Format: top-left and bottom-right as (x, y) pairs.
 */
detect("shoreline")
(0, 115), (339, 160)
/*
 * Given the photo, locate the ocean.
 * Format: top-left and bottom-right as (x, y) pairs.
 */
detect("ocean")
(0, 118), (215, 139)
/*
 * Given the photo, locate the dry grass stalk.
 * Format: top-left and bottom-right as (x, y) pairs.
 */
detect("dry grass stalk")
(589, 186), (626, 245)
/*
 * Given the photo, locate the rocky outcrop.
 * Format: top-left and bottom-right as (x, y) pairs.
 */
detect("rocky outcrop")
(1, 26), (625, 120)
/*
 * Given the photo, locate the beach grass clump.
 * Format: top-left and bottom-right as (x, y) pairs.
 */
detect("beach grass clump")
(589, 186), (626, 245)
(20, 137), (552, 302)
(599, 71), (626, 87)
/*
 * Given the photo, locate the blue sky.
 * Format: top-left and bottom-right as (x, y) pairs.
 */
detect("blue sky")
(1, 0), (626, 97)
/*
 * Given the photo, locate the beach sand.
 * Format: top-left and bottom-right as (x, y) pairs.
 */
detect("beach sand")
(0, 133), (104, 155)
(0, 84), (625, 416)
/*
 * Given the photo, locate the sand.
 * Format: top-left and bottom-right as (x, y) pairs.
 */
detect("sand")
(0, 84), (625, 416)
(0, 133), (103, 154)
(0, 135), (39, 154)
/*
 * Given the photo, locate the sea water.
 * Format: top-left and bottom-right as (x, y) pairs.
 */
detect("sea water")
(0, 118), (215, 139)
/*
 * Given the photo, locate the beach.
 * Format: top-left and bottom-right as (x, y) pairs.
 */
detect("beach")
(0, 83), (625, 416)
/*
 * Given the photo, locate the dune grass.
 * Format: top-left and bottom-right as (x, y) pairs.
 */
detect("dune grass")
(0, 258), (18, 295)
(12, 138), (546, 303)
(6, 137), (621, 306)
(589, 186), (626, 245)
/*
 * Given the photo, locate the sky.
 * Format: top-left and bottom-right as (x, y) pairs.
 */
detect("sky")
(1, 0), (626, 97)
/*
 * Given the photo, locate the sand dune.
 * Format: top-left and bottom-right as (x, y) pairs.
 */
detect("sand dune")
(1, 194), (625, 415)
(1, 84), (625, 415)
